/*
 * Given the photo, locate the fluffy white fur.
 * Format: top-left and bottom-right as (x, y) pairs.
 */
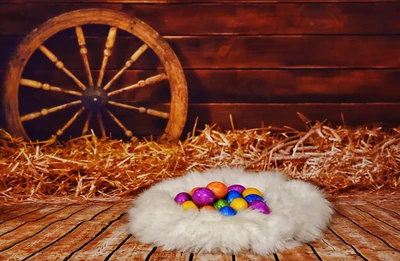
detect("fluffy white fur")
(127, 167), (333, 255)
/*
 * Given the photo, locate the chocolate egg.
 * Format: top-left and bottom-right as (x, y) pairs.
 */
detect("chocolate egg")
(174, 192), (191, 205)
(219, 206), (237, 216)
(191, 187), (215, 206)
(249, 200), (270, 214)
(227, 184), (246, 194)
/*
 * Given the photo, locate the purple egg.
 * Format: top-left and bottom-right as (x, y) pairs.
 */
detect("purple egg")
(227, 184), (246, 194)
(249, 200), (271, 214)
(174, 192), (191, 205)
(192, 187), (215, 206)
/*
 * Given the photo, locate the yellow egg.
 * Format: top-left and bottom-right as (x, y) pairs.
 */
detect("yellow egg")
(230, 198), (248, 211)
(242, 188), (263, 198)
(182, 200), (199, 211)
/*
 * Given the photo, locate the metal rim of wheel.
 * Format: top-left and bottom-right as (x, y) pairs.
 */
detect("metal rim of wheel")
(2, 8), (188, 143)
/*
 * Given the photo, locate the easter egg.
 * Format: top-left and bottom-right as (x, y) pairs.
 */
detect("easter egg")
(230, 198), (248, 211)
(213, 199), (229, 210)
(227, 184), (245, 194)
(206, 181), (228, 199)
(202, 205), (216, 211)
(244, 194), (264, 204)
(174, 192), (191, 205)
(225, 190), (242, 203)
(190, 187), (200, 197)
(249, 200), (270, 214)
(242, 188), (263, 198)
(219, 206), (237, 216)
(182, 200), (199, 211)
(191, 187), (215, 206)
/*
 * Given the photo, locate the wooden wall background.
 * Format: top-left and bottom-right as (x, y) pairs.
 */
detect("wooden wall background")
(1, 0), (400, 140)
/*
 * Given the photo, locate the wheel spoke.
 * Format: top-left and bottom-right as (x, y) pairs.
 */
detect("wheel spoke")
(97, 112), (107, 138)
(97, 27), (117, 87)
(104, 108), (133, 138)
(107, 73), (167, 97)
(39, 45), (86, 90)
(103, 43), (148, 91)
(55, 107), (85, 136)
(20, 78), (82, 96)
(108, 100), (169, 119)
(82, 111), (92, 135)
(75, 26), (94, 86)
(20, 100), (82, 122)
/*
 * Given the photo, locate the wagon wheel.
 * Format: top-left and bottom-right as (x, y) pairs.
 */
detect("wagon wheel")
(2, 8), (188, 143)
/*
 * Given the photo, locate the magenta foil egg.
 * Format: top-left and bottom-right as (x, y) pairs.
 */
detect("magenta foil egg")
(191, 187), (215, 206)
(249, 200), (271, 214)
(174, 192), (191, 205)
(227, 184), (246, 194)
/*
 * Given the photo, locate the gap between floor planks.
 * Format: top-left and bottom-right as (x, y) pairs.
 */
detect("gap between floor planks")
(0, 193), (399, 261)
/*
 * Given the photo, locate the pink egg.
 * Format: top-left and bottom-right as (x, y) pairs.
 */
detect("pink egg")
(191, 187), (215, 206)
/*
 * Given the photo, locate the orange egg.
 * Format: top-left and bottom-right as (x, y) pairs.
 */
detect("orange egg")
(206, 181), (228, 199)
(190, 187), (200, 197)
(182, 200), (199, 211)
(202, 205), (216, 210)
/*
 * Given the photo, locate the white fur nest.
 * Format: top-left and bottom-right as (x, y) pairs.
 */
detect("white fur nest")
(127, 167), (333, 255)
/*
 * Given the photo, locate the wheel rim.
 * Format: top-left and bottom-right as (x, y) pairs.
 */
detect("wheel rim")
(3, 8), (188, 143)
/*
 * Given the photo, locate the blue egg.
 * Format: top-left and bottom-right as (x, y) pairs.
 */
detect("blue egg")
(219, 206), (237, 216)
(244, 194), (264, 204)
(225, 190), (242, 203)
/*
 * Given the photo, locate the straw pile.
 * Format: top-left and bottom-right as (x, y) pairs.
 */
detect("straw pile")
(0, 118), (399, 202)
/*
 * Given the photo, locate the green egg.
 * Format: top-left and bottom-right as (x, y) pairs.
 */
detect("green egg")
(213, 199), (229, 210)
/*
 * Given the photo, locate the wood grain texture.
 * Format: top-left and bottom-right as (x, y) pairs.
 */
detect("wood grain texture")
(17, 69), (400, 103)
(0, 204), (85, 251)
(1, 3), (400, 35)
(0, 205), (112, 260)
(329, 209), (400, 260)
(27, 205), (128, 260)
(4, 0), (400, 3)
(14, 102), (400, 141)
(0, 193), (399, 260)
(182, 103), (400, 132)
(310, 229), (366, 260)
(2, 36), (400, 70)
(0, 205), (66, 235)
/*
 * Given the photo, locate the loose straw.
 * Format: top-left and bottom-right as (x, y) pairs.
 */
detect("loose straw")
(0, 119), (399, 202)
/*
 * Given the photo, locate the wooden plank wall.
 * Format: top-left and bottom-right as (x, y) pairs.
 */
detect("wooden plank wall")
(1, 0), (400, 139)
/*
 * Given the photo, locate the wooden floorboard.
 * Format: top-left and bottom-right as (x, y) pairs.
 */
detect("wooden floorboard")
(0, 193), (399, 261)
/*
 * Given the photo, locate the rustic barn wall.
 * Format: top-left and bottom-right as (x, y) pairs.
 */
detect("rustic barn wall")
(1, 0), (400, 140)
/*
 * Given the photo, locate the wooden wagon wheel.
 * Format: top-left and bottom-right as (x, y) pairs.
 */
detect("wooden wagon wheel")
(2, 8), (188, 143)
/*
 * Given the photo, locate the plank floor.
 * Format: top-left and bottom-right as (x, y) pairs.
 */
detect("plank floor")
(0, 193), (399, 261)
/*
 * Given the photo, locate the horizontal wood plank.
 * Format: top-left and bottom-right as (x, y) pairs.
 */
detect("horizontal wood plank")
(4, 0), (400, 3)
(1, 3), (400, 35)
(15, 69), (400, 103)
(182, 103), (400, 133)
(10, 103), (400, 140)
(3, 36), (400, 70)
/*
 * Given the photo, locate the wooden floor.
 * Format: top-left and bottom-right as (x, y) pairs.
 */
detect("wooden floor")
(0, 193), (399, 261)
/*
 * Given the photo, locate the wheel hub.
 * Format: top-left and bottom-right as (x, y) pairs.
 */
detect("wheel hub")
(81, 86), (108, 112)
